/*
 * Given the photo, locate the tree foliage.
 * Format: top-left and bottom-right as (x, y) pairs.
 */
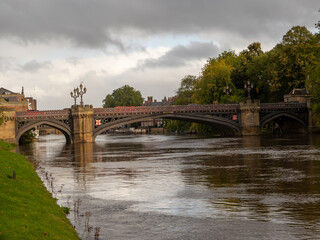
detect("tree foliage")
(19, 129), (36, 145)
(270, 26), (317, 99)
(308, 64), (320, 127)
(193, 59), (234, 104)
(174, 75), (197, 105)
(164, 120), (192, 134)
(165, 23), (320, 132)
(102, 85), (144, 108)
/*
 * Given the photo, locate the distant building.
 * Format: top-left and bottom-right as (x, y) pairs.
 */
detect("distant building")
(25, 97), (37, 110)
(141, 96), (175, 129)
(0, 87), (30, 112)
(143, 96), (175, 106)
(284, 88), (311, 103)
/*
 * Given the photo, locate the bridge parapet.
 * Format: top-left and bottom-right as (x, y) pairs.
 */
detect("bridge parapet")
(94, 104), (240, 116)
(16, 109), (71, 119)
(260, 102), (307, 110)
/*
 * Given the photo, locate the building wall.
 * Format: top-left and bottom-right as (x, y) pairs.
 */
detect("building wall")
(25, 97), (37, 110)
(0, 109), (16, 143)
(0, 92), (28, 112)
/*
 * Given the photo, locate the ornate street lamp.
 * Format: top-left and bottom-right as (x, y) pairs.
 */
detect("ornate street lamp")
(244, 80), (254, 101)
(70, 88), (79, 106)
(223, 85), (232, 104)
(76, 83), (87, 106)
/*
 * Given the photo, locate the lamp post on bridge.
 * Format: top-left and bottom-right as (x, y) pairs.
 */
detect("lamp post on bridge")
(223, 85), (232, 104)
(70, 88), (79, 106)
(70, 83), (93, 143)
(77, 83), (87, 106)
(244, 80), (254, 101)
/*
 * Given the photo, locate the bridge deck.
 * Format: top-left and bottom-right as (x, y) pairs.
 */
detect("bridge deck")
(94, 104), (240, 116)
(260, 102), (307, 110)
(16, 109), (71, 119)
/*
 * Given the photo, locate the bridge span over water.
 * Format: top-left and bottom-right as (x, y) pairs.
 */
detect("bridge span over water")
(0, 100), (312, 144)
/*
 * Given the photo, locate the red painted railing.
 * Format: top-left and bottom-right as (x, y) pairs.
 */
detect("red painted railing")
(16, 109), (70, 118)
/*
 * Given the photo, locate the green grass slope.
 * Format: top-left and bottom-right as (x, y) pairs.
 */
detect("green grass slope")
(0, 141), (79, 240)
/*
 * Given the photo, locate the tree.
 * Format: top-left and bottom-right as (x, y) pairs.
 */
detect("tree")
(231, 43), (263, 87)
(19, 129), (36, 145)
(307, 64), (320, 127)
(163, 119), (192, 134)
(281, 26), (314, 45)
(174, 75), (197, 105)
(164, 75), (197, 133)
(193, 58), (238, 104)
(307, 21), (320, 127)
(308, 13), (320, 127)
(268, 26), (318, 100)
(102, 85), (144, 108)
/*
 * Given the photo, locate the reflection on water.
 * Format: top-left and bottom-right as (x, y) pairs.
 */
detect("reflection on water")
(17, 134), (320, 240)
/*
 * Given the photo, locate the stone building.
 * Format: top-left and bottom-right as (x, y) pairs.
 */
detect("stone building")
(284, 88), (311, 103)
(0, 87), (34, 111)
(0, 87), (38, 142)
(141, 96), (174, 129)
(143, 96), (175, 106)
(25, 97), (37, 110)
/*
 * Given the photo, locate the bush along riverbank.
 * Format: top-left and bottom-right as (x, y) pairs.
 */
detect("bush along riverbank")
(0, 141), (79, 240)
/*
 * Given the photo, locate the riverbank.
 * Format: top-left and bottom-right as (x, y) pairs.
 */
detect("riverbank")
(0, 141), (79, 240)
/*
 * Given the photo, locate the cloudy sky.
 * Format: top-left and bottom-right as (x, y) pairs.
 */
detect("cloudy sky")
(0, 0), (319, 109)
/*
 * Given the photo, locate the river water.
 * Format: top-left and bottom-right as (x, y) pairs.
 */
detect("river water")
(17, 134), (320, 240)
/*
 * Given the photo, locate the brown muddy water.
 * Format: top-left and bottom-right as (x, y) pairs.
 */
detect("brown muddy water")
(17, 134), (320, 240)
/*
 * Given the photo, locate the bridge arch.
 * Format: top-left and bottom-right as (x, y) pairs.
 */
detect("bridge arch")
(261, 112), (306, 127)
(93, 113), (241, 140)
(260, 112), (307, 133)
(16, 120), (73, 144)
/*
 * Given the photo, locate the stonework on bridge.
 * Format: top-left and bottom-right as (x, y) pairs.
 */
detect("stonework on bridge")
(240, 100), (261, 135)
(71, 105), (94, 143)
(0, 108), (16, 143)
(0, 97), (317, 144)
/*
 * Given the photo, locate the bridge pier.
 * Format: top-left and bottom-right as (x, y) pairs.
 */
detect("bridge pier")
(0, 108), (16, 144)
(71, 105), (94, 143)
(240, 100), (260, 136)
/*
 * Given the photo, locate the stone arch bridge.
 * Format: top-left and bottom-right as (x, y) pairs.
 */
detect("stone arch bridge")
(0, 101), (314, 144)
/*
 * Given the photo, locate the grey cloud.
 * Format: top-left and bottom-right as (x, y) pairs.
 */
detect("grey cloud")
(20, 60), (52, 72)
(0, 57), (14, 72)
(0, 0), (318, 49)
(140, 41), (220, 68)
(66, 57), (80, 66)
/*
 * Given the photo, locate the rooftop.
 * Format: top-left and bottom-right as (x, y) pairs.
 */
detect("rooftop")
(0, 88), (17, 95)
(288, 88), (310, 95)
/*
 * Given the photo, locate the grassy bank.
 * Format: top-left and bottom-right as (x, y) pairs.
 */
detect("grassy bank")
(0, 141), (79, 240)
